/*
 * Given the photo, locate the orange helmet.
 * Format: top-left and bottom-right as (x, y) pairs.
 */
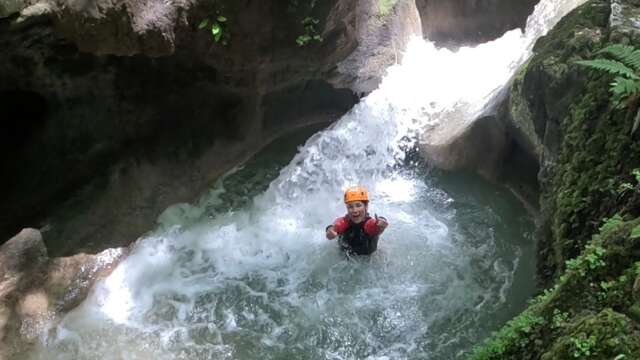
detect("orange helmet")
(344, 185), (369, 203)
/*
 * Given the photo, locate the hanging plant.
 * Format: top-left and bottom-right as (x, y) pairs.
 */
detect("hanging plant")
(198, 14), (230, 46)
(296, 16), (322, 46)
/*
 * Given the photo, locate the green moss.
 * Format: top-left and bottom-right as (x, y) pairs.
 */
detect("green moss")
(629, 304), (640, 323)
(377, 0), (397, 17)
(470, 218), (640, 360)
(472, 1), (640, 359)
(469, 300), (547, 359)
(509, 59), (543, 157)
(532, 0), (610, 59)
(544, 64), (640, 276)
(542, 309), (640, 359)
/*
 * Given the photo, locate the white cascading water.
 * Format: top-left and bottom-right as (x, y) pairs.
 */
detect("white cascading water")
(29, 0), (587, 359)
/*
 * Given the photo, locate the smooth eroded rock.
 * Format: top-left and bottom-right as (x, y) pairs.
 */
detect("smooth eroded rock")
(416, 0), (540, 45)
(0, 229), (127, 358)
(419, 113), (508, 180)
(0, 228), (47, 275)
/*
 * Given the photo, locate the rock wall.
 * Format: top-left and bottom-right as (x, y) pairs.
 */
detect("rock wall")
(0, 0), (420, 255)
(471, 0), (640, 358)
(415, 0), (540, 45)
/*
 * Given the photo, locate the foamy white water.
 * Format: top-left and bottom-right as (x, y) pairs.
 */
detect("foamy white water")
(28, 1), (587, 359)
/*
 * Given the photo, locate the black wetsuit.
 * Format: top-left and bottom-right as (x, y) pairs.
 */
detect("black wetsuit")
(338, 216), (380, 255)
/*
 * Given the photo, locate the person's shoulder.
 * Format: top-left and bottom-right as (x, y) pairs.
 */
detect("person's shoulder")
(364, 217), (377, 226)
(363, 217), (381, 235)
(333, 216), (350, 233)
(335, 215), (349, 223)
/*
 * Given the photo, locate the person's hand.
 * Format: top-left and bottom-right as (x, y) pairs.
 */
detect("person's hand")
(326, 226), (338, 240)
(375, 214), (388, 233)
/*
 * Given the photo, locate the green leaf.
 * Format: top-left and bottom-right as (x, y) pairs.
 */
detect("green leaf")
(618, 182), (634, 193)
(610, 76), (640, 99)
(198, 19), (209, 29)
(296, 34), (312, 46)
(576, 59), (639, 80)
(598, 44), (636, 58)
(631, 224), (640, 239)
(211, 23), (221, 36)
(598, 44), (640, 72)
(217, 15), (227, 22)
(214, 31), (222, 43)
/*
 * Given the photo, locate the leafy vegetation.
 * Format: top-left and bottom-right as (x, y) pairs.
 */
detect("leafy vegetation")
(564, 243), (606, 277)
(296, 16), (323, 46)
(576, 44), (640, 133)
(552, 309), (570, 329)
(469, 302), (547, 359)
(289, 0), (323, 46)
(197, 0), (324, 47)
(378, 0), (397, 17)
(571, 334), (597, 358)
(470, 217), (640, 360)
(617, 168), (640, 196)
(471, 1), (640, 359)
(198, 15), (229, 45)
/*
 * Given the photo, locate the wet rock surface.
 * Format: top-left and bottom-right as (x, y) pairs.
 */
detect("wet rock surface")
(415, 0), (540, 45)
(418, 112), (508, 181)
(0, 229), (127, 359)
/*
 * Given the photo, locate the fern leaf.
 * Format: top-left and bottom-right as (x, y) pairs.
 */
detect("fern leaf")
(611, 76), (640, 97)
(597, 44), (640, 72)
(597, 44), (636, 60)
(576, 59), (640, 80)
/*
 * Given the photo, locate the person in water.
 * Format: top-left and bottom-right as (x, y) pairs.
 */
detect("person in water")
(325, 185), (389, 255)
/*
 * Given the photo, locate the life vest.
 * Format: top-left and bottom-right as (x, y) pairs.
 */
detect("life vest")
(338, 215), (380, 255)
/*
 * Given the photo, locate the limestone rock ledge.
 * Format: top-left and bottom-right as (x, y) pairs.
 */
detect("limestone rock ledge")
(415, 0), (540, 45)
(0, 229), (127, 359)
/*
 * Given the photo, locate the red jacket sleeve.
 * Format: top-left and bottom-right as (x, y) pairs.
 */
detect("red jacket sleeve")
(364, 218), (381, 236)
(333, 217), (350, 234)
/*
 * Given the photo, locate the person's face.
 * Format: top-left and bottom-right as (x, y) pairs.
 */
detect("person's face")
(346, 201), (367, 223)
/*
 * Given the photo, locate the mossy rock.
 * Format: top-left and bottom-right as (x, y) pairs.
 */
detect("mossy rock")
(470, 218), (640, 359)
(545, 72), (640, 277)
(629, 303), (640, 323)
(541, 309), (640, 360)
(530, 0), (640, 282)
(532, 1), (610, 58)
(505, 0), (610, 173)
(474, 0), (640, 358)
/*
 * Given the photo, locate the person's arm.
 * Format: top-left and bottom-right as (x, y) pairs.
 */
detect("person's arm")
(326, 217), (349, 240)
(364, 215), (388, 236)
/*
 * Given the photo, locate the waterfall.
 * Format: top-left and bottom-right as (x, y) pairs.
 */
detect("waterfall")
(28, 0), (588, 359)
